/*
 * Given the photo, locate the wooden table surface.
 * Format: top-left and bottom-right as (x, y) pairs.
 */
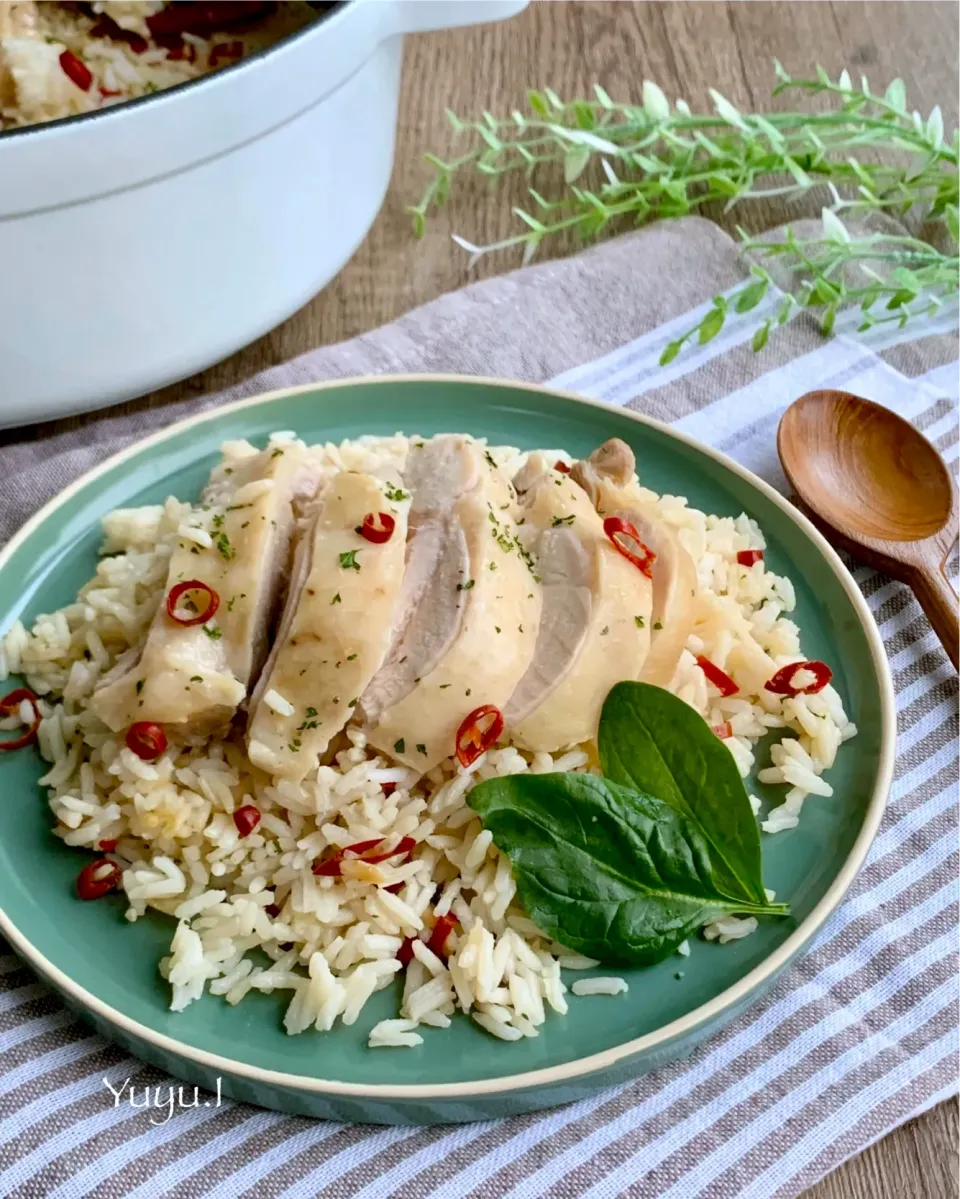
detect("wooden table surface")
(148, 2), (958, 1194)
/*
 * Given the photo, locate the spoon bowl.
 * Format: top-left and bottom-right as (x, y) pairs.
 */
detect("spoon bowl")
(779, 390), (958, 668)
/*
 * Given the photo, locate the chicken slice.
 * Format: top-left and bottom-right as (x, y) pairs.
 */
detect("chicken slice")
(628, 509), (699, 687)
(505, 456), (592, 725)
(506, 457), (652, 751)
(365, 440), (540, 771)
(357, 437), (478, 726)
(91, 441), (321, 739)
(572, 438), (699, 689)
(246, 472), (410, 781)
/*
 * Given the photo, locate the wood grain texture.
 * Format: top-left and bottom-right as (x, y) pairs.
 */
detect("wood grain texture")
(50, 0), (958, 432)
(50, 2), (960, 1192)
(778, 389), (960, 667)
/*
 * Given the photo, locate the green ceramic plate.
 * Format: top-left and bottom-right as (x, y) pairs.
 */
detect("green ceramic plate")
(0, 377), (894, 1124)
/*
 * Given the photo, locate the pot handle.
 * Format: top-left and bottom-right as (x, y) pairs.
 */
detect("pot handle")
(388, 0), (529, 34)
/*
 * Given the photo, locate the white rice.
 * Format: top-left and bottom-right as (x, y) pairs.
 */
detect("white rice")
(571, 977), (629, 997)
(0, 2), (320, 132)
(703, 916), (760, 944)
(557, 954), (602, 971)
(369, 1019), (424, 1049)
(0, 432), (856, 1046)
(263, 689), (295, 718)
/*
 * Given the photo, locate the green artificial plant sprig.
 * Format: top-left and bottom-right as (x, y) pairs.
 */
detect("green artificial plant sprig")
(410, 64), (959, 360)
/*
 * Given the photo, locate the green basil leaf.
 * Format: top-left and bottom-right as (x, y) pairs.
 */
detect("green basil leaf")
(467, 772), (786, 967)
(598, 681), (769, 905)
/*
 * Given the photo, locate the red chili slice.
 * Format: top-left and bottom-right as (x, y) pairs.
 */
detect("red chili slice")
(427, 914), (458, 959)
(764, 660), (833, 697)
(384, 882), (405, 895)
(99, 87), (124, 98)
(381, 782), (397, 797)
(166, 580), (220, 626)
(152, 32), (196, 61)
(233, 805), (261, 837)
(59, 50), (93, 92)
(125, 722), (167, 761)
(89, 16), (148, 53)
(77, 858), (121, 900)
(147, 2), (272, 36)
(696, 655), (739, 697)
(0, 688), (41, 752)
(0, 688), (36, 714)
(209, 40), (244, 66)
(554, 460), (571, 474)
(711, 721), (734, 740)
(98, 839), (119, 853)
(736, 549), (764, 567)
(359, 512), (396, 544)
(455, 704), (504, 769)
(312, 836), (416, 877)
(397, 937), (415, 966)
(603, 517), (657, 578)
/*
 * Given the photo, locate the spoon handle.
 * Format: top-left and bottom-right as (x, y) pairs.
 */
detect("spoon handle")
(910, 549), (959, 670)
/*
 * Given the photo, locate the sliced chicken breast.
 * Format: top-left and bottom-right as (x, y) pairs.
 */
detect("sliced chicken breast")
(572, 438), (699, 689)
(506, 458), (653, 751)
(91, 441), (321, 739)
(357, 437), (478, 727)
(246, 472), (410, 781)
(365, 440), (540, 771)
(628, 510), (699, 687)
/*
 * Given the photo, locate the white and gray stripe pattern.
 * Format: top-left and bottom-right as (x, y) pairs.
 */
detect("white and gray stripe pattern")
(0, 221), (956, 1198)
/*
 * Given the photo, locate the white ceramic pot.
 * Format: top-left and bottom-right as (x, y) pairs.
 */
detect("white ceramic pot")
(0, 0), (527, 428)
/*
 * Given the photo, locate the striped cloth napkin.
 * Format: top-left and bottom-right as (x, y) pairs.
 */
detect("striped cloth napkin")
(0, 216), (956, 1199)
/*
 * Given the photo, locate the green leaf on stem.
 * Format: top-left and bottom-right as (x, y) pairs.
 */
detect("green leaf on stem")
(735, 280), (769, 312)
(752, 322), (771, 352)
(407, 206), (426, 238)
(413, 66), (958, 362)
(884, 78), (907, 113)
(572, 101), (597, 131)
(564, 145), (591, 183)
(642, 80), (671, 121)
(698, 307), (726, 344)
(527, 89), (549, 116)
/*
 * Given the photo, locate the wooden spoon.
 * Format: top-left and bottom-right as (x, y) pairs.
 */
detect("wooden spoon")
(778, 389), (958, 670)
